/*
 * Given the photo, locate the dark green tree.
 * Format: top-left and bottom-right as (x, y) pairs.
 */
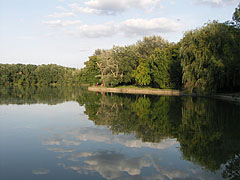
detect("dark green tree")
(180, 21), (240, 94)
(132, 59), (151, 86)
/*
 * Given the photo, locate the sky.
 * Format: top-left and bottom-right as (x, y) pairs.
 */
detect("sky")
(0, 0), (239, 68)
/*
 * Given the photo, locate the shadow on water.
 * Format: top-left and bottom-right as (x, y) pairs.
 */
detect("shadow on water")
(0, 85), (240, 179)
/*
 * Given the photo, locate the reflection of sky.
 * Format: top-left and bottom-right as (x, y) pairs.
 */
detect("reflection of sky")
(44, 126), (178, 150)
(0, 102), (224, 180)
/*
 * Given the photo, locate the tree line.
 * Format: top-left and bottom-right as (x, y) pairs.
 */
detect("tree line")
(0, 64), (83, 86)
(1, 4), (239, 94)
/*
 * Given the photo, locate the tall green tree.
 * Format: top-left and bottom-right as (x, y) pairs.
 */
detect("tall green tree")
(149, 48), (170, 88)
(132, 59), (151, 86)
(180, 21), (240, 94)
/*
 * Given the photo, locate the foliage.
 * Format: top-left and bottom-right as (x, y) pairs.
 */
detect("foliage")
(180, 21), (240, 94)
(149, 48), (170, 88)
(80, 55), (100, 85)
(132, 59), (151, 86)
(233, 3), (240, 28)
(136, 35), (169, 59)
(0, 63), (83, 86)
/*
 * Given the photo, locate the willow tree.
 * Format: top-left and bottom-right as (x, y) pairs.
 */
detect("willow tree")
(233, 3), (240, 28)
(180, 21), (240, 94)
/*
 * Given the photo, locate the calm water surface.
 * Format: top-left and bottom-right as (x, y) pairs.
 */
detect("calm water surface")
(0, 86), (239, 180)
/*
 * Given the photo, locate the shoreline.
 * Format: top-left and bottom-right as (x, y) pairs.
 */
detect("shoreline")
(88, 86), (240, 102)
(88, 86), (188, 96)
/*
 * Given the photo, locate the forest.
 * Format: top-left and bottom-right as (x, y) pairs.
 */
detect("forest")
(0, 4), (240, 95)
(0, 64), (83, 86)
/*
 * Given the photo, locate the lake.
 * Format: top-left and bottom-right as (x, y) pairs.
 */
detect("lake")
(0, 86), (239, 180)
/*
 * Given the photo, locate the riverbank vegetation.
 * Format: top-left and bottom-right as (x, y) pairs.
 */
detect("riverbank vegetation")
(1, 4), (240, 95)
(0, 64), (83, 86)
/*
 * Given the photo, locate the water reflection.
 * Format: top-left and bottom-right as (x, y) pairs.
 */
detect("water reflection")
(0, 86), (240, 180)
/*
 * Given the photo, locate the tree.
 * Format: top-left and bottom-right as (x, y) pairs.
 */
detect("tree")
(132, 59), (151, 86)
(80, 56), (100, 85)
(233, 3), (240, 28)
(136, 36), (169, 59)
(111, 45), (139, 85)
(149, 48), (170, 89)
(180, 21), (240, 94)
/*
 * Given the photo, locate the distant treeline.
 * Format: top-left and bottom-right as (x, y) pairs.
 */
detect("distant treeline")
(0, 64), (84, 86)
(1, 4), (240, 94)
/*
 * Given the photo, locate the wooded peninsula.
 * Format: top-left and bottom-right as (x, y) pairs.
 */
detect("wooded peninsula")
(1, 4), (240, 95)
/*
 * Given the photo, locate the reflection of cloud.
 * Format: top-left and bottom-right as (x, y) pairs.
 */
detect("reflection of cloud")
(68, 152), (93, 161)
(48, 148), (75, 153)
(60, 151), (150, 179)
(67, 127), (177, 149)
(43, 137), (61, 145)
(43, 125), (222, 179)
(62, 139), (81, 146)
(43, 137), (80, 146)
(32, 168), (50, 175)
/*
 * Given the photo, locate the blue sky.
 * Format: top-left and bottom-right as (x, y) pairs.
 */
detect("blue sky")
(0, 0), (239, 68)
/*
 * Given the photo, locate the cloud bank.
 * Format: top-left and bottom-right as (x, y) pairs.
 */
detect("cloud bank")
(192, 0), (238, 6)
(44, 18), (182, 38)
(69, 0), (161, 15)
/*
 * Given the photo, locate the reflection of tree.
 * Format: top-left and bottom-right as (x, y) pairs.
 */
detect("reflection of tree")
(179, 97), (240, 171)
(83, 93), (240, 176)
(83, 93), (182, 143)
(0, 86), (90, 105)
(222, 154), (240, 180)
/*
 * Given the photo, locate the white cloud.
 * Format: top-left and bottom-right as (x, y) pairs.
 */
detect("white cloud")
(48, 12), (75, 18)
(43, 20), (82, 27)
(69, 3), (101, 15)
(69, 24), (116, 38)
(67, 0), (161, 15)
(120, 17), (182, 36)
(192, 0), (238, 6)
(16, 36), (35, 40)
(48, 17), (182, 38)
